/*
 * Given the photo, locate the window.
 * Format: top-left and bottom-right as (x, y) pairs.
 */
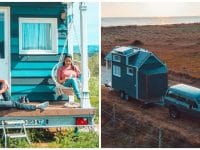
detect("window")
(113, 54), (121, 62)
(127, 67), (133, 76)
(19, 18), (57, 54)
(187, 99), (198, 109)
(166, 91), (178, 99)
(113, 65), (121, 77)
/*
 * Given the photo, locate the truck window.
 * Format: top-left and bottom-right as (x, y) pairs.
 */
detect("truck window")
(166, 91), (178, 99)
(177, 95), (187, 103)
(187, 99), (198, 109)
(166, 91), (188, 105)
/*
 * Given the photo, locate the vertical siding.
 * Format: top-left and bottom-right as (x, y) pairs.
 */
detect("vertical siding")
(112, 53), (168, 101)
(0, 3), (68, 101)
(123, 67), (136, 98)
(112, 54), (126, 91)
(112, 53), (136, 98)
(139, 56), (168, 100)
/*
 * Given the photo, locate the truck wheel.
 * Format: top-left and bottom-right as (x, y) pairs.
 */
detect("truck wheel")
(120, 91), (125, 99)
(169, 107), (180, 119)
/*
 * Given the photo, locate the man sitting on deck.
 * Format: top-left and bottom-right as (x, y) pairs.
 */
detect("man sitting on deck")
(0, 79), (49, 111)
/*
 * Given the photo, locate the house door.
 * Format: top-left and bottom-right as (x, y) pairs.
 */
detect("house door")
(0, 7), (10, 85)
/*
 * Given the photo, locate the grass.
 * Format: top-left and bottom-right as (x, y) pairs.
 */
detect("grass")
(74, 53), (99, 123)
(0, 54), (99, 148)
(0, 128), (99, 148)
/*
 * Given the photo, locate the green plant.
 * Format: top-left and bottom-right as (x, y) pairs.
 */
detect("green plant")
(28, 129), (54, 143)
(53, 129), (99, 148)
(0, 53), (99, 148)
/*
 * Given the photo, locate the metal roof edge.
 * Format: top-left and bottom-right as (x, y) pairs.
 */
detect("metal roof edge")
(137, 52), (151, 69)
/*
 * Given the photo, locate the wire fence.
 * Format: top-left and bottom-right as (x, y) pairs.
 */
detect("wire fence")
(101, 103), (183, 148)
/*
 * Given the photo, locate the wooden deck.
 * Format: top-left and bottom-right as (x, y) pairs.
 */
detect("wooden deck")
(0, 102), (96, 117)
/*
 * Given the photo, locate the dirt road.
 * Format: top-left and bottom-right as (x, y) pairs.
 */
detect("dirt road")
(101, 86), (200, 147)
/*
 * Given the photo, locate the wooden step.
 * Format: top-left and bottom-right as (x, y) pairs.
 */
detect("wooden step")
(6, 133), (27, 138)
(4, 120), (25, 125)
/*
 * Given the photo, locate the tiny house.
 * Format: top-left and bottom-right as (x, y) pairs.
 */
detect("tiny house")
(107, 46), (168, 102)
(0, 2), (72, 101)
(0, 2), (95, 131)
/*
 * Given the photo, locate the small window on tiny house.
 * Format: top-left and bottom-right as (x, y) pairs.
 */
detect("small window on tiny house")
(127, 67), (133, 76)
(113, 54), (121, 62)
(19, 18), (58, 55)
(113, 65), (121, 77)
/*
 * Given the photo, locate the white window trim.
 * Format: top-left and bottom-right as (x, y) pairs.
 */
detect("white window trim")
(113, 65), (121, 77)
(0, 7), (11, 92)
(127, 67), (133, 76)
(113, 54), (121, 62)
(19, 17), (58, 55)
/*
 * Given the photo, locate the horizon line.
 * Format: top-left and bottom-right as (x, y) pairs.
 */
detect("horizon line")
(102, 15), (200, 18)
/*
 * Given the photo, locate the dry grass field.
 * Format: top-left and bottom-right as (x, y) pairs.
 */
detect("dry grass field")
(102, 23), (200, 87)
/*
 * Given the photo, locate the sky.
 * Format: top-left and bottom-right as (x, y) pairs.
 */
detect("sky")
(102, 2), (200, 18)
(73, 2), (99, 45)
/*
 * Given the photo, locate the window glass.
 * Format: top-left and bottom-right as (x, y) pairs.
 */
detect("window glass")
(22, 23), (52, 51)
(113, 55), (121, 62)
(113, 65), (121, 77)
(166, 91), (177, 99)
(0, 13), (4, 58)
(187, 99), (198, 108)
(127, 67), (133, 76)
(19, 18), (57, 54)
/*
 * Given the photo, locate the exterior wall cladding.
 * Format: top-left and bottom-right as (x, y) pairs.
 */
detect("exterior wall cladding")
(0, 2), (68, 101)
(111, 46), (168, 101)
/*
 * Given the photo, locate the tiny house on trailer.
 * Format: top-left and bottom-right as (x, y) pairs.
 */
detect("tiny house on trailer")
(106, 46), (168, 102)
(0, 2), (95, 136)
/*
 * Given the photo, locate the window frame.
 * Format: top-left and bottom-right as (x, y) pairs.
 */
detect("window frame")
(113, 65), (121, 77)
(19, 17), (58, 55)
(113, 54), (121, 62)
(127, 67), (133, 76)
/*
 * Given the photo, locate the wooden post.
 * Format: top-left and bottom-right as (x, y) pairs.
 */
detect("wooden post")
(112, 104), (116, 128)
(158, 128), (163, 148)
(67, 2), (74, 57)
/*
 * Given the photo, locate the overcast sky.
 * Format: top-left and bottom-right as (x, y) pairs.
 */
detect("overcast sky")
(102, 2), (200, 17)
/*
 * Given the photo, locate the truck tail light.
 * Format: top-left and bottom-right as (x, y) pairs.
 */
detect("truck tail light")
(76, 118), (88, 125)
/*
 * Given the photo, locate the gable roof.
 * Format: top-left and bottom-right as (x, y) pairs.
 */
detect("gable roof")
(105, 46), (166, 72)
(128, 51), (151, 68)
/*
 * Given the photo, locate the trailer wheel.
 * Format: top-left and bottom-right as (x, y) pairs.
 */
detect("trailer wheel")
(120, 91), (125, 99)
(169, 107), (180, 119)
(125, 94), (129, 101)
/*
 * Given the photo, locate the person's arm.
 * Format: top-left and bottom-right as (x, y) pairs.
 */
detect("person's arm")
(74, 65), (81, 78)
(57, 68), (68, 84)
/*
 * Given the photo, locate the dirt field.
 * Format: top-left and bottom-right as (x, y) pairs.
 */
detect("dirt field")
(102, 23), (200, 87)
(101, 86), (200, 148)
(101, 23), (200, 147)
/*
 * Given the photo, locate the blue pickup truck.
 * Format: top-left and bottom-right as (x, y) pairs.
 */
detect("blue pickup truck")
(164, 84), (200, 119)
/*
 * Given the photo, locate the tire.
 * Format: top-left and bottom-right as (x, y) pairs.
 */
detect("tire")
(120, 91), (125, 99)
(125, 94), (129, 101)
(169, 107), (180, 119)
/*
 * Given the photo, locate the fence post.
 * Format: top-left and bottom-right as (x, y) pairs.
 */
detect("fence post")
(112, 104), (116, 128)
(158, 128), (163, 148)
